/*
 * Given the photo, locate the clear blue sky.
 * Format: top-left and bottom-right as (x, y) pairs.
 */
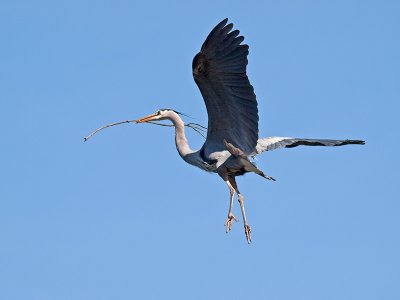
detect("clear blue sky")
(1, 1), (399, 299)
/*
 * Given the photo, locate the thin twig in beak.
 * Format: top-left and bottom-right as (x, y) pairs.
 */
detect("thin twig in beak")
(83, 118), (207, 142)
(83, 119), (136, 142)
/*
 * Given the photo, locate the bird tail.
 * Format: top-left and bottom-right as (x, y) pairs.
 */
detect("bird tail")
(254, 167), (276, 181)
(245, 160), (276, 181)
(224, 139), (276, 181)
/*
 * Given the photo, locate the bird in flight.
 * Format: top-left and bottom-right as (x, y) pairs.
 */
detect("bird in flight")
(85, 18), (364, 243)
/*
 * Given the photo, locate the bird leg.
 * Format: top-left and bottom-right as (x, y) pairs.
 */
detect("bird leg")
(224, 178), (238, 233)
(229, 177), (252, 244)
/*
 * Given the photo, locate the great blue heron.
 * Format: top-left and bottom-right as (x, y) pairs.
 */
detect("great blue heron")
(85, 19), (364, 243)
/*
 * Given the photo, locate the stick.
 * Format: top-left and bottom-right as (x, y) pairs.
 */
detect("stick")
(83, 120), (136, 142)
(83, 119), (208, 142)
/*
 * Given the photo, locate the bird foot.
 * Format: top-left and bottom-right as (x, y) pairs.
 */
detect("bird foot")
(224, 213), (238, 233)
(244, 224), (252, 244)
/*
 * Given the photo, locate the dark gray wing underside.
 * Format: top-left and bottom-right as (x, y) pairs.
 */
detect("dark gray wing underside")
(193, 18), (259, 157)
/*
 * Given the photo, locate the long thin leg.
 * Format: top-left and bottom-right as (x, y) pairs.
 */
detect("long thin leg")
(229, 177), (252, 244)
(224, 177), (238, 233)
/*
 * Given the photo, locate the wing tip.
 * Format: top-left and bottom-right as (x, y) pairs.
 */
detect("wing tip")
(346, 139), (365, 145)
(220, 18), (229, 26)
(201, 18), (232, 50)
(212, 18), (230, 35)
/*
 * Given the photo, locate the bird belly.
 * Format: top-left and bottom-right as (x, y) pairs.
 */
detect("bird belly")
(218, 156), (252, 177)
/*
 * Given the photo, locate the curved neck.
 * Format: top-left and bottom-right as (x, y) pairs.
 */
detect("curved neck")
(168, 112), (194, 159)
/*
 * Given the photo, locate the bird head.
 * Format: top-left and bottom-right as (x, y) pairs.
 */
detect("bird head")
(135, 109), (180, 123)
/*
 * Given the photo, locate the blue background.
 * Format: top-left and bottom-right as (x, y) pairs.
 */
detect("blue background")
(1, 1), (399, 299)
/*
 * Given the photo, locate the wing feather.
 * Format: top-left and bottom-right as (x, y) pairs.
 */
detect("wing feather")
(255, 137), (365, 154)
(193, 19), (258, 156)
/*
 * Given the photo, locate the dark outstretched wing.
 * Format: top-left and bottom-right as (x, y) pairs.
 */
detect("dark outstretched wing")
(193, 18), (258, 157)
(255, 137), (365, 154)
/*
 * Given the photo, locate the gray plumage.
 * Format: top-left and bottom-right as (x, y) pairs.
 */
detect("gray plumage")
(134, 19), (365, 244)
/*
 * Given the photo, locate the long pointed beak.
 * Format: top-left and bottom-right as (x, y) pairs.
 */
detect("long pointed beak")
(135, 113), (158, 123)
